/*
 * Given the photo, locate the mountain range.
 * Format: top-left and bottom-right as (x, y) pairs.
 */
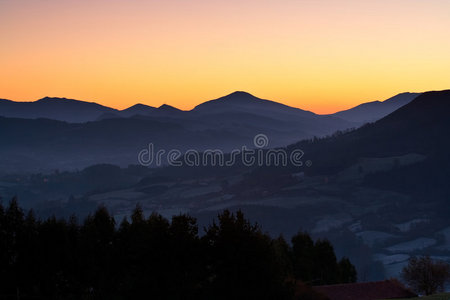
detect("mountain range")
(0, 91), (422, 172)
(121, 89), (450, 279)
(1, 89), (449, 282)
(1, 91), (419, 123)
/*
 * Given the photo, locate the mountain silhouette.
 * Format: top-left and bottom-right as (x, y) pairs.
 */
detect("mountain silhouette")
(0, 91), (417, 124)
(3, 89), (449, 284)
(120, 103), (156, 117)
(330, 92), (420, 123)
(348, 90), (449, 154)
(194, 91), (315, 118)
(0, 91), (355, 172)
(289, 90), (450, 175)
(0, 90), (434, 172)
(0, 97), (117, 123)
(154, 104), (185, 117)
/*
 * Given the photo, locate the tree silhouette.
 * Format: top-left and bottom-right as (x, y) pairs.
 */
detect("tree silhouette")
(0, 199), (357, 299)
(292, 231), (315, 282)
(292, 231), (357, 285)
(203, 210), (292, 299)
(402, 256), (450, 295)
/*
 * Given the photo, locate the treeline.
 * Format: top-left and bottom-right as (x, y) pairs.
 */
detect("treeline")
(0, 198), (356, 299)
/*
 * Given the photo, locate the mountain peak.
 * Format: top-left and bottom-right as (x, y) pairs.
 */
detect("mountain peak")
(129, 103), (147, 108)
(120, 103), (156, 117)
(228, 91), (255, 97)
(37, 96), (69, 102)
(125, 103), (155, 110)
(221, 91), (259, 101)
(158, 104), (181, 112)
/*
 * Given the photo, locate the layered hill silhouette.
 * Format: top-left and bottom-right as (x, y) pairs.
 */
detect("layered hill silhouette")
(0, 90), (431, 172)
(139, 89), (450, 192)
(291, 90), (450, 174)
(1, 91), (416, 124)
(2, 90), (449, 282)
(0, 91), (355, 172)
(96, 104), (184, 120)
(139, 90), (450, 277)
(329, 92), (420, 123)
(143, 89), (450, 209)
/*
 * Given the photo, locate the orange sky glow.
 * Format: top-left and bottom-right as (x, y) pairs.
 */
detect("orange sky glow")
(1, 0), (450, 114)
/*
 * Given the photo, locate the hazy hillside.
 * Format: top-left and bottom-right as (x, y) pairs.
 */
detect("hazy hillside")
(2, 90), (450, 282)
(329, 92), (421, 123)
(0, 92), (356, 172)
(0, 115), (254, 172)
(291, 90), (450, 174)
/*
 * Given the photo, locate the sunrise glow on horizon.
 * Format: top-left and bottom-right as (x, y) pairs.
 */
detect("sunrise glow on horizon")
(1, 0), (450, 114)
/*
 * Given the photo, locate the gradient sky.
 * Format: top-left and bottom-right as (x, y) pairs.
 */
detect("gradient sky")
(1, 0), (449, 114)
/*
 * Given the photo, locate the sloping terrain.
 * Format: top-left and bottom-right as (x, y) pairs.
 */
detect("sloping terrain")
(2, 90), (449, 280)
(330, 92), (420, 123)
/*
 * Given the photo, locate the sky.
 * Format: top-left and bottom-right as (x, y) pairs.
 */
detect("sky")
(1, 0), (450, 114)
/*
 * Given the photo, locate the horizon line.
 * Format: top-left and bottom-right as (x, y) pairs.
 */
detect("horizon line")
(0, 90), (424, 116)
